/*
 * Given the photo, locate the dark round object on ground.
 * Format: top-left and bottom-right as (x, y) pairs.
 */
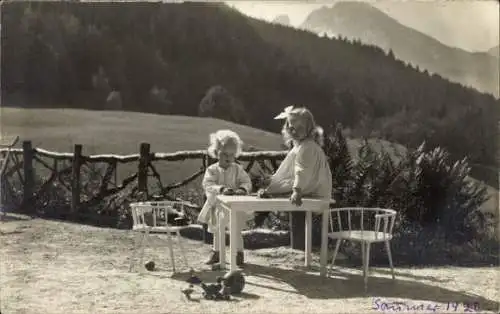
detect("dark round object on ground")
(223, 270), (245, 294)
(144, 260), (155, 271)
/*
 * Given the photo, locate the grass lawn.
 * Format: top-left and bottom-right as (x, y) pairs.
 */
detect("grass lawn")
(1, 214), (499, 314)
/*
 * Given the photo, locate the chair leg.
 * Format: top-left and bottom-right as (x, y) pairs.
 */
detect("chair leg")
(364, 242), (371, 292)
(385, 240), (395, 280)
(129, 232), (143, 272)
(176, 231), (189, 269)
(361, 242), (366, 278)
(329, 239), (342, 272)
(139, 231), (149, 272)
(166, 231), (176, 273)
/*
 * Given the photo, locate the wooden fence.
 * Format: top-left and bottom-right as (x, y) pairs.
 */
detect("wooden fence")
(0, 141), (288, 214)
(1, 141), (325, 249)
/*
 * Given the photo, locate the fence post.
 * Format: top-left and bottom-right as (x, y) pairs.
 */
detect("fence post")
(22, 141), (35, 214)
(71, 144), (82, 218)
(138, 142), (150, 197)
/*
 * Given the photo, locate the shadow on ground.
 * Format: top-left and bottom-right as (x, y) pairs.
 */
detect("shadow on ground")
(291, 264), (453, 285)
(170, 263), (498, 312)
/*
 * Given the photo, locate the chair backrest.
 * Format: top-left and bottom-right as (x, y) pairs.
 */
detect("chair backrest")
(328, 207), (397, 239)
(130, 201), (187, 229)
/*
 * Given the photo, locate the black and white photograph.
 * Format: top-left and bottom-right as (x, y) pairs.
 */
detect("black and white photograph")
(0, 0), (499, 313)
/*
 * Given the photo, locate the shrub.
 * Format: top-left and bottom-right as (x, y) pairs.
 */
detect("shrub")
(310, 124), (492, 246)
(198, 85), (249, 124)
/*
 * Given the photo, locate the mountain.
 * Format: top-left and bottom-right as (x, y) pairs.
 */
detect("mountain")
(372, 1), (498, 53)
(487, 45), (499, 57)
(301, 2), (499, 97)
(272, 14), (290, 26)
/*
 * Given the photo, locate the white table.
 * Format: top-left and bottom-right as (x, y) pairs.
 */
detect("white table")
(215, 195), (335, 277)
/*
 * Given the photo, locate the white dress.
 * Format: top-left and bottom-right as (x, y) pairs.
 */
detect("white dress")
(197, 162), (253, 233)
(266, 139), (332, 209)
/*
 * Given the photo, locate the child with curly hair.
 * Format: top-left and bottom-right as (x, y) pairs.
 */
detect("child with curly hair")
(198, 130), (252, 266)
(258, 105), (332, 205)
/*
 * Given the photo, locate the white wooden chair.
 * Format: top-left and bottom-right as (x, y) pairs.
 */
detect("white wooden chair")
(327, 207), (397, 290)
(129, 201), (191, 273)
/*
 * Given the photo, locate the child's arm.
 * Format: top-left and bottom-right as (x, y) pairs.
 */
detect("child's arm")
(265, 178), (294, 195)
(202, 166), (224, 194)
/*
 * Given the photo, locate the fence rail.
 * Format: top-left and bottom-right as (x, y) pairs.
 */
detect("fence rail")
(0, 140), (287, 218)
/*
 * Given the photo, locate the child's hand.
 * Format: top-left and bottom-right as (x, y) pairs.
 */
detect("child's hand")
(257, 189), (270, 198)
(221, 187), (235, 195)
(234, 188), (247, 196)
(290, 190), (302, 206)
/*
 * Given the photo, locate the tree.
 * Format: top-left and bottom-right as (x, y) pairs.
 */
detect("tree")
(198, 85), (249, 124)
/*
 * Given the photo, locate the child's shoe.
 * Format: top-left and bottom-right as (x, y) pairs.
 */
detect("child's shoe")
(205, 250), (220, 265)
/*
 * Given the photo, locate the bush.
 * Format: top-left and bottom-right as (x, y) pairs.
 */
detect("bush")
(316, 124), (492, 245)
(198, 85), (249, 124)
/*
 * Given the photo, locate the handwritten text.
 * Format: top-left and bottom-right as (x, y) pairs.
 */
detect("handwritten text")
(372, 298), (481, 312)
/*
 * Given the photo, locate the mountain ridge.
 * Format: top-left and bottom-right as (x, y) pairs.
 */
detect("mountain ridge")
(301, 2), (499, 97)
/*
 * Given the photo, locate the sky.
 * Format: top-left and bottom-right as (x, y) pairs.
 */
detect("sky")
(225, 0), (500, 52)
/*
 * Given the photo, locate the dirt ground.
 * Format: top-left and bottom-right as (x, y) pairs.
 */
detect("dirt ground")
(1, 213), (498, 314)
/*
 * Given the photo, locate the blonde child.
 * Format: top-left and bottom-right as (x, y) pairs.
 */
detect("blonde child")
(197, 130), (252, 266)
(258, 105), (332, 205)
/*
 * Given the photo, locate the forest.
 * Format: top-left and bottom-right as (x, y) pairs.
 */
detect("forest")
(1, 1), (498, 185)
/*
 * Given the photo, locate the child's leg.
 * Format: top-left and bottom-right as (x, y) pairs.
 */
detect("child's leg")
(212, 229), (219, 251)
(205, 210), (220, 264)
(235, 213), (246, 266)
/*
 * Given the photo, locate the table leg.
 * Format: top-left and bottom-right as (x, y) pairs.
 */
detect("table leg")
(218, 206), (226, 270)
(305, 211), (312, 267)
(229, 208), (238, 272)
(320, 210), (329, 277)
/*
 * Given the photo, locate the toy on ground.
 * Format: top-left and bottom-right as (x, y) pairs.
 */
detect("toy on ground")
(200, 276), (231, 301)
(223, 270), (245, 294)
(181, 268), (244, 301)
(220, 283), (232, 300)
(144, 260), (155, 271)
(182, 274), (231, 301)
(200, 277), (222, 300)
(181, 284), (195, 300)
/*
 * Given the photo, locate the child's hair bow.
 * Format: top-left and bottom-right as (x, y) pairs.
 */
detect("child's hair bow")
(274, 105), (294, 120)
